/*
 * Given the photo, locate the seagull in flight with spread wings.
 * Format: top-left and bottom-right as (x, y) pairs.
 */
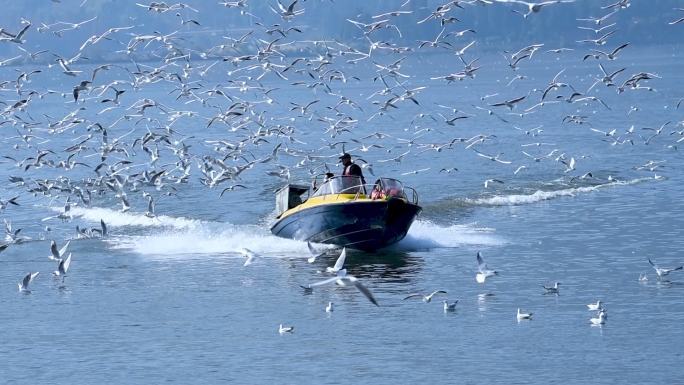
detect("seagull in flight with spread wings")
(648, 258), (683, 278)
(325, 247), (347, 273)
(403, 290), (448, 303)
(306, 271), (379, 306)
(496, 0), (576, 19)
(18, 272), (39, 292)
(476, 251), (498, 283)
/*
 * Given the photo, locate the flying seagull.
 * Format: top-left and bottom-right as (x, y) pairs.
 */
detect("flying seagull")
(476, 251), (498, 283)
(53, 253), (72, 282)
(18, 272), (39, 292)
(307, 272), (379, 306)
(648, 258), (683, 278)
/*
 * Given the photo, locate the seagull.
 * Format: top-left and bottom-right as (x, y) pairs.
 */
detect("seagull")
(443, 300), (458, 312)
(490, 95), (526, 110)
(271, 0), (304, 20)
(517, 308), (533, 320)
(404, 290), (448, 303)
(325, 247), (346, 273)
(91, 219), (108, 237)
(476, 251), (498, 283)
(18, 272), (39, 292)
(53, 253), (72, 282)
(240, 248), (259, 266)
(484, 179), (504, 189)
(496, 0), (576, 19)
(648, 258), (683, 278)
(325, 302), (334, 312)
(473, 149), (513, 164)
(279, 324), (294, 334)
(514, 165), (527, 175)
(49, 239), (71, 261)
(542, 282), (561, 294)
(307, 241), (325, 263)
(307, 273), (379, 306)
(587, 300), (603, 311)
(561, 157), (576, 173)
(590, 310), (606, 325)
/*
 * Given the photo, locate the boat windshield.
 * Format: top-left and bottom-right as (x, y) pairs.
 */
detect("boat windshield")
(312, 175), (365, 197)
(377, 178), (407, 199)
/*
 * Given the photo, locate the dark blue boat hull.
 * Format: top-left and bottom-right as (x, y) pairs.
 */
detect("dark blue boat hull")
(270, 198), (421, 251)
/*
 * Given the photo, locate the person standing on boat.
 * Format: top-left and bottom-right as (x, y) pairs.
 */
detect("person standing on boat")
(339, 153), (366, 185)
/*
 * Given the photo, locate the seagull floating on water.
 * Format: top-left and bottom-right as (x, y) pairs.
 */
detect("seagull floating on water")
(542, 282), (561, 294)
(587, 300), (603, 311)
(590, 310), (607, 325)
(517, 308), (533, 321)
(325, 302), (334, 313)
(279, 324), (294, 334)
(443, 300), (458, 312)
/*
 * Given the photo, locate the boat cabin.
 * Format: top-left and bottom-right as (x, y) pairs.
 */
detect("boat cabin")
(274, 183), (309, 217)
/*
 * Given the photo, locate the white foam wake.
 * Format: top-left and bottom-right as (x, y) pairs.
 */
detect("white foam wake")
(465, 178), (649, 206)
(107, 218), (499, 257)
(394, 220), (504, 251)
(53, 206), (203, 229)
(110, 225), (311, 257)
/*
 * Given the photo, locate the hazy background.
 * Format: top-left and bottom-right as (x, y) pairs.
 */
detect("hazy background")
(1, 0), (681, 64)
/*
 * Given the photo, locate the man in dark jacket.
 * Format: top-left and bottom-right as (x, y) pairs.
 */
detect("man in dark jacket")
(339, 153), (365, 185)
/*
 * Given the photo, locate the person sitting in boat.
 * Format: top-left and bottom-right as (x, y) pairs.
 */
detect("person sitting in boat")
(370, 180), (386, 200)
(339, 153), (365, 185)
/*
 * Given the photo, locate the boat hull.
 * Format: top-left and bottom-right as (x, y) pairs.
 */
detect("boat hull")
(270, 198), (421, 251)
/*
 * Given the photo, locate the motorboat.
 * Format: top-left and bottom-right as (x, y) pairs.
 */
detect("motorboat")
(270, 175), (422, 251)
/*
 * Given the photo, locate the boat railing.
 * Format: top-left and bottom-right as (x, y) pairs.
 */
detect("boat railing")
(402, 186), (419, 205)
(323, 183), (419, 205)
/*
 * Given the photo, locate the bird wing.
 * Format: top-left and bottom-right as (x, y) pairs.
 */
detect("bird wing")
(476, 251), (487, 272)
(350, 277), (379, 306)
(51, 240), (60, 260)
(307, 276), (341, 288)
(332, 247), (346, 271)
(307, 241), (316, 256)
(62, 253), (72, 273)
(611, 43), (629, 56)
(22, 272), (32, 287)
(59, 240), (71, 257)
(403, 293), (423, 300)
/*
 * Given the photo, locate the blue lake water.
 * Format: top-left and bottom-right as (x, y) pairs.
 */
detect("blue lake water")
(1, 2), (683, 384)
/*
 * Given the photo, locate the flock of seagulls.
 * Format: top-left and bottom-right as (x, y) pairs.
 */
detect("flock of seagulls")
(0, 0), (680, 335)
(276, 246), (678, 333)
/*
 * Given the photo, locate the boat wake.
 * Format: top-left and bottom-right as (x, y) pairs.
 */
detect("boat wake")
(59, 206), (501, 256)
(393, 220), (504, 251)
(463, 177), (650, 207)
(52, 206), (203, 230)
